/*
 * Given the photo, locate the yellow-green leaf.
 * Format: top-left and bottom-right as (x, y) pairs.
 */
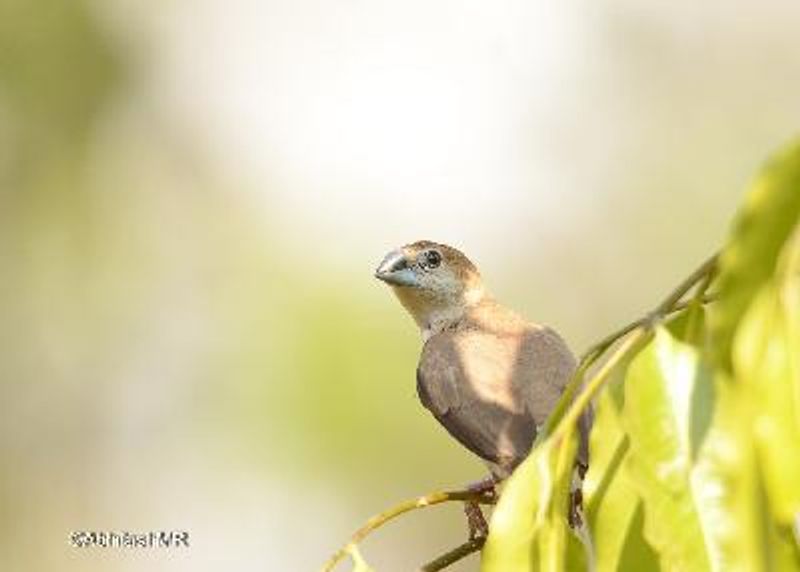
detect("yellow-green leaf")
(481, 432), (582, 572)
(622, 328), (713, 571)
(733, 227), (800, 525)
(713, 140), (800, 370)
(585, 389), (659, 571)
(692, 375), (800, 571)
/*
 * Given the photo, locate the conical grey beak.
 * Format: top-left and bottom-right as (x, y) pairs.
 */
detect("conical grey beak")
(374, 249), (419, 287)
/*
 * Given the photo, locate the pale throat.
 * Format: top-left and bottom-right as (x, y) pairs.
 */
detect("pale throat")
(393, 285), (485, 341)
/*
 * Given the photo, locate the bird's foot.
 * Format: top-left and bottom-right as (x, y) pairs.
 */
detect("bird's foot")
(466, 475), (498, 501)
(464, 500), (489, 541)
(462, 474), (499, 539)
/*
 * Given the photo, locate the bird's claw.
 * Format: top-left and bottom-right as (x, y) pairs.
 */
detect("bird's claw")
(464, 500), (489, 540)
(466, 475), (498, 498)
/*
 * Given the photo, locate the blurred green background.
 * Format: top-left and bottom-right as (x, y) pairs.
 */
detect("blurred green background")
(1, 1), (799, 570)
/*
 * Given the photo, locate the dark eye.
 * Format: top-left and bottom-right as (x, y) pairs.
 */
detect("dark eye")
(425, 250), (442, 268)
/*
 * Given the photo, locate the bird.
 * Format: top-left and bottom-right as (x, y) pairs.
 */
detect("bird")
(374, 240), (591, 537)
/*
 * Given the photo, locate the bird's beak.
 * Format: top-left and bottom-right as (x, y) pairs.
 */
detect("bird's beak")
(374, 249), (419, 287)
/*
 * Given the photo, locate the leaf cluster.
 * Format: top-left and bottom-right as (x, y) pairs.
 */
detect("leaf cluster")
(483, 140), (800, 572)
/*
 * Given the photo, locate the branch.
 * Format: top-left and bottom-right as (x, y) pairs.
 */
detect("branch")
(652, 252), (719, 316)
(320, 489), (495, 572)
(555, 328), (649, 444)
(543, 253), (719, 438)
(551, 252), (719, 446)
(581, 291), (717, 366)
(418, 538), (485, 571)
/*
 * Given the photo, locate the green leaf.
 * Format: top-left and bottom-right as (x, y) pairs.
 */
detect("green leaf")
(713, 140), (800, 370)
(585, 389), (659, 571)
(667, 301), (707, 347)
(622, 328), (713, 571)
(481, 440), (555, 571)
(622, 326), (800, 572)
(733, 227), (800, 525)
(692, 374), (800, 572)
(481, 433), (583, 572)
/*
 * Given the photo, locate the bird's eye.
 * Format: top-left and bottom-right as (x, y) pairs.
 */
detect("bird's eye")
(425, 250), (442, 268)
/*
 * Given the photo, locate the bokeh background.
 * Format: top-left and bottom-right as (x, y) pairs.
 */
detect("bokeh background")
(1, 1), (799, 570)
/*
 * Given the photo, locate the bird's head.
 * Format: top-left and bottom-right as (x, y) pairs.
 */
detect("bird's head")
(374, 240), (486, 335)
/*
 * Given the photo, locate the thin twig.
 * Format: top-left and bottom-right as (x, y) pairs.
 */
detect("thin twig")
(550, 252), (720, 455)
(418, 538), (485, 571)
(652, 252), (719, 316)
(543, 254), (719, 438)
(320, 490), (495, 572)
(554, 329), (650, 444)
(693, 260), (719, 303)
(581, 291), (718, 366)
(542, 295), (717, 442)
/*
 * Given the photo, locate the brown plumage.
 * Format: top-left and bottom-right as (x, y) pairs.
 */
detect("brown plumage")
(375, 240), (590, 480)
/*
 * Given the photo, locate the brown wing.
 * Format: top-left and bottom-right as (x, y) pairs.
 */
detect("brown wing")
(511, 325), (590, 467)
(416, 330), (540, 470)
(416, 323), (587, 472)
